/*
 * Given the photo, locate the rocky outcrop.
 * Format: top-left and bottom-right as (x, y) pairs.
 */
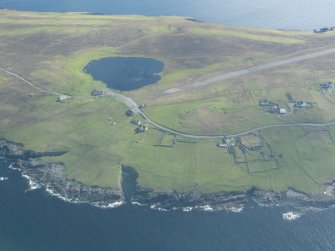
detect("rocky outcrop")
(132, 187), (247, 210)
(0, 138), (122, 205)
(20, 161), (122, 204)
(0, 138), (66, 160)
(1, 138), (335, 211)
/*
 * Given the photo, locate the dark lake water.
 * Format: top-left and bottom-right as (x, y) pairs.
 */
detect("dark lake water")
(84, 57), (164, 91)
(1, 159), (335, 251)
(2, 0), (335, 250)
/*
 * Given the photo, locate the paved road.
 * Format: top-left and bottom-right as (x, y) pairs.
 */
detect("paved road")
(3, 66), (335, 140)
(106, 91), (335, 139)
(163, 47), (335, 94)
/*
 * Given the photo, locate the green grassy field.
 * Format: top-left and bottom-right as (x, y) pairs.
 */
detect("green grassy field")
(1, 10), (335, 196)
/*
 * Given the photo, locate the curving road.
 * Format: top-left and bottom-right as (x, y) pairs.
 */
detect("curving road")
(105, 90), (335, 139)
(3, 64), (335, 140)
(163, 47), (335, 94)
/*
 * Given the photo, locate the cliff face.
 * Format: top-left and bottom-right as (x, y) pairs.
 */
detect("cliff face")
(0, 138), (122, 206)
(1, 138), (334, 211)
(0, 139), (25, 158)
(0, 138), (248, 210)
(0, 138), (66, 160)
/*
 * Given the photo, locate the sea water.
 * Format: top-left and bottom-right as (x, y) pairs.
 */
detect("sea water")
(1, 1), (335, 250)
(1, 159), (335, 250)
(0, 0), (335, 30)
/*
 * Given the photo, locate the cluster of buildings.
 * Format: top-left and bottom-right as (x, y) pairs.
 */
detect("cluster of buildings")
(294, 100), (308, 108)
(137, 124), (148, 133)
(217, 136), (235, 148)
(320, 81), (334, 90)
(91, 89), (107, 96)
(91, 89), (148, 133)
(259, 99), (287, 114)
(314, 27), (335, 33)
(128, 111), (148, 133)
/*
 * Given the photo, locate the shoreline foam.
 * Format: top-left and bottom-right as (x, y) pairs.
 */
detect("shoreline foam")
(282, 211), (301, 221)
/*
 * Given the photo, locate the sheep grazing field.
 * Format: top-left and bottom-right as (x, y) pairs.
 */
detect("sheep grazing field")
(1, 10), (335, 196)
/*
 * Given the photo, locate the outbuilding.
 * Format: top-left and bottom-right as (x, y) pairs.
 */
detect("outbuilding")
(57, 95), (69, 102)
(259, 99), (270, 106)
(127, 109), (137, 116)
(295, 101), (307, 108)
(91, 89), (104, 96)
(137, 125), (148, 132)
(279, 108), (287, 114)
(131, 119), (141, 125)
(320, 81), (334, 90)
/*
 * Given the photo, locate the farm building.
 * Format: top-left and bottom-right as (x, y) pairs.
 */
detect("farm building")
(267, 105), (279, 113)
(259, 99), (270, 106)
(279, 108), (287, 114)
(57, 95), (69, 102)
(127, 109), (137, 116)
(91, 89), (104, 96)
(314, 27), (331, 33)
(295, 101), (307, 108)
(131, 119), (141, 125)
(219, 136), (235, 147)
(320, 81), (334, 90)
(223, 136), (233, 144)
(137, 125), (148, 133)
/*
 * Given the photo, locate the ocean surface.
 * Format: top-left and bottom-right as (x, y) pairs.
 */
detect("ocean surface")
(1, 0), (335, 30)
(1, 159), (335, 251)
(1, 1), (335, 250)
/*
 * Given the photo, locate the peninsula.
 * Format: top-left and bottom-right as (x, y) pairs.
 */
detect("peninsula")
(1, 10), (335, 202)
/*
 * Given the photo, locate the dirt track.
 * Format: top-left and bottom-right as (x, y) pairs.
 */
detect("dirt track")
(3, 56), (335, 140)
(163, 47), (335, 94)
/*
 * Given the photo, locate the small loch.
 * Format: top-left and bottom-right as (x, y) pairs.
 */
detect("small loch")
(84, 57), (164, 91)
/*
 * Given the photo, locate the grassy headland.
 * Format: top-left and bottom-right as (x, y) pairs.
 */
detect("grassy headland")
(1, 10), (335, 196)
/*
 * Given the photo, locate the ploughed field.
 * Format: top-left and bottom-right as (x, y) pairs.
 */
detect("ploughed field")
(1, 10), (335, 196)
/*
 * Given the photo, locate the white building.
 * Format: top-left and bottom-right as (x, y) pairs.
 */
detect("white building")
(279, 108), (287, 114)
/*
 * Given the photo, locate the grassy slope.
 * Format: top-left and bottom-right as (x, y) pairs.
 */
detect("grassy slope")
(1, 10), (335, 196)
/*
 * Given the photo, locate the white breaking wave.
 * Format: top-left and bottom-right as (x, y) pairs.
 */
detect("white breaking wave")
(227, 205), (244, 213)
(196, 205), (214, 212)
(131, 201), (146, 207)
(18, 170), (125, 209)
(45, 186), (83, 204)
(22, 174), (41, 191)
(282, 211), (301, 221)
(92, 201), (125, 209)
(8, 163), (21, 171)
(182, 207), (194, 212)
(163, 205), (242, 212)
(45, 186), (124, 209)
(150, 204), (168, 212)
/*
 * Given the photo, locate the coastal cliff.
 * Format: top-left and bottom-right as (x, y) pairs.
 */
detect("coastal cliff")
(1, 138), (335, 211)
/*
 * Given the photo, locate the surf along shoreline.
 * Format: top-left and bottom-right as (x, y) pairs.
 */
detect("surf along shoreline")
(1, 138), (335, 213)
(1, 10), (335, 214)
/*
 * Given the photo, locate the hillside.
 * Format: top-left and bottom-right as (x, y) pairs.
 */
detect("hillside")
(1, 10), (335, 196)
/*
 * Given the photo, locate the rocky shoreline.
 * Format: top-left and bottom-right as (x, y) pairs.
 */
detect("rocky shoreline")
(1, 138), (335, 212)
